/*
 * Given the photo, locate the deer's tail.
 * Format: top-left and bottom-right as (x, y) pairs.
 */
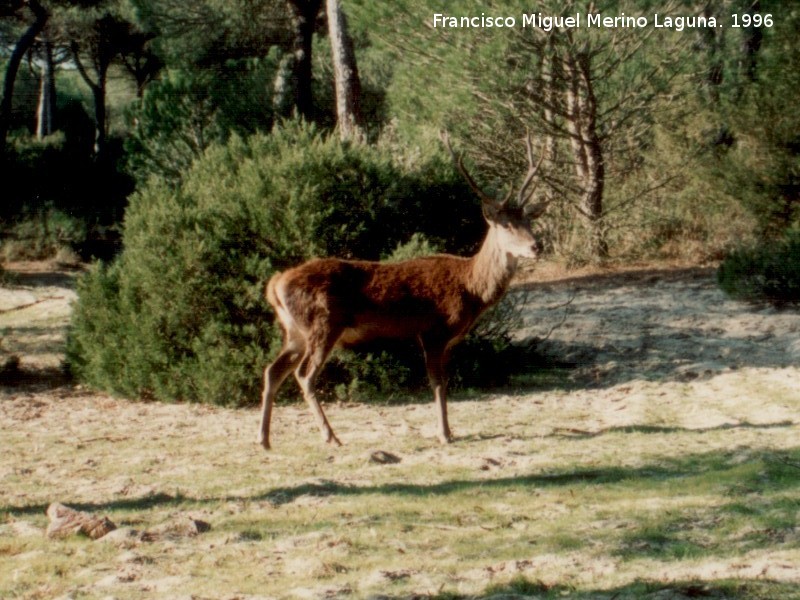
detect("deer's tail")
(265, 272), (282, 309)
(266, 271), (300, 339)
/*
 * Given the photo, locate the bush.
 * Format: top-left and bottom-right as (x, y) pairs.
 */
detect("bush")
(2, 124), (133, 261)
(68, 121), (495, 406)
(1, 205), (88, 261)
(123, 67), (273, 186)
(382, 232), (441, 262)
(123, 71), (227, 186)
(718, 230), (800, 306)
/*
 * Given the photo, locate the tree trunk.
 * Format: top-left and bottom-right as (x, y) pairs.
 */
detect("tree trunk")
(36, 32), (57, 139)
(541, 39), (557, 204)
(285, 0), (322, 120)
(122, 48), (161, 100)
(563, 49), (607, 261)
(92, 80), (107, 157)
(739, 0), (762, 83)
(72, 43), (109, 159)
(0, 0), (48, 155)
(326, 0), (364, 141)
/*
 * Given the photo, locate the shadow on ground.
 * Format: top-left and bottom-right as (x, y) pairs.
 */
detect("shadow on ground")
(422, 577), (800, 599)
(5, 443), (798, 521)
(1, 265), (78, 388)
(5, 270), (78, 290)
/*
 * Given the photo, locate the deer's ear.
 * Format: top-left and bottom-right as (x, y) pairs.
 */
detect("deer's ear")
(523, 202), (546, 219)
(482, 200), (500, 222)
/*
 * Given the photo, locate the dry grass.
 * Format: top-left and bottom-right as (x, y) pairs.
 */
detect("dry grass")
(1, 261), (799, 599)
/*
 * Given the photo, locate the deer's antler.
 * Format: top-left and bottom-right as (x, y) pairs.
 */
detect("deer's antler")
(519, 132), (551, 219)
(440, 131), (496, 206)
(441, 130), (550, 217)
(517, 132), (547, 207)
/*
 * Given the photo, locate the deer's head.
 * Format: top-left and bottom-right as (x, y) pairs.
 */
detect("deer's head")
(441, 131), (548, 259)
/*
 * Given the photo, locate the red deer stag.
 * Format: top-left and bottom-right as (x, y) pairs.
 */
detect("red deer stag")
(258, 132), (547, 449)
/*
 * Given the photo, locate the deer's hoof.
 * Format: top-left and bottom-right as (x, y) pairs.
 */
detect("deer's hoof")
(325, 432), (343, 447)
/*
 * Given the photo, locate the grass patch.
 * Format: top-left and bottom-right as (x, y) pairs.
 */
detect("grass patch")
(2, 395), (798, 598)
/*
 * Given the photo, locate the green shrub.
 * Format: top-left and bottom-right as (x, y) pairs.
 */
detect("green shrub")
(68, 121), (495, 406)
(124, 70), (236, 185)
(718, 230), (800, 306)
(2, 125), (132, 260)
(1, 204), (88, 261)
(383, 232), (441, 262)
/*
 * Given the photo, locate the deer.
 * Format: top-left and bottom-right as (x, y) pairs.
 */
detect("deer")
(258, 132), (548, 450)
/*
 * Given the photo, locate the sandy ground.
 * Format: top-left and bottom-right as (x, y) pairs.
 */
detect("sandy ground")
(1, 260), (799, 598)
(518, 264), (800, 384)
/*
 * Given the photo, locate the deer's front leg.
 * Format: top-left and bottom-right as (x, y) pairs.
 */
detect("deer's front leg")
(421, 339), (453, 444)
(433, 382), (452, 445)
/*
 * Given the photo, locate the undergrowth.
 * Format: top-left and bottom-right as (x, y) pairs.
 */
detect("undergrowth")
(718, 230), (800, 306)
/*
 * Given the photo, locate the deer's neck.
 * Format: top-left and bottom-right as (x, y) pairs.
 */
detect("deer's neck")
(467, 226), (518, 305)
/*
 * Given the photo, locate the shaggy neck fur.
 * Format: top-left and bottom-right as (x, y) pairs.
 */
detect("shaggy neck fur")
(467, 225), (518, 304)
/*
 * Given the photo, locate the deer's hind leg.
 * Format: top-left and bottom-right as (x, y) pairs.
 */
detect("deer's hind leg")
(294, 324), (342, 446)
(259, 332), (304, 450)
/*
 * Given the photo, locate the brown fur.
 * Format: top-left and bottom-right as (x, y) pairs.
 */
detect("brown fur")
(271, 254), (500, 349)
(258, 214), (539, 450)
